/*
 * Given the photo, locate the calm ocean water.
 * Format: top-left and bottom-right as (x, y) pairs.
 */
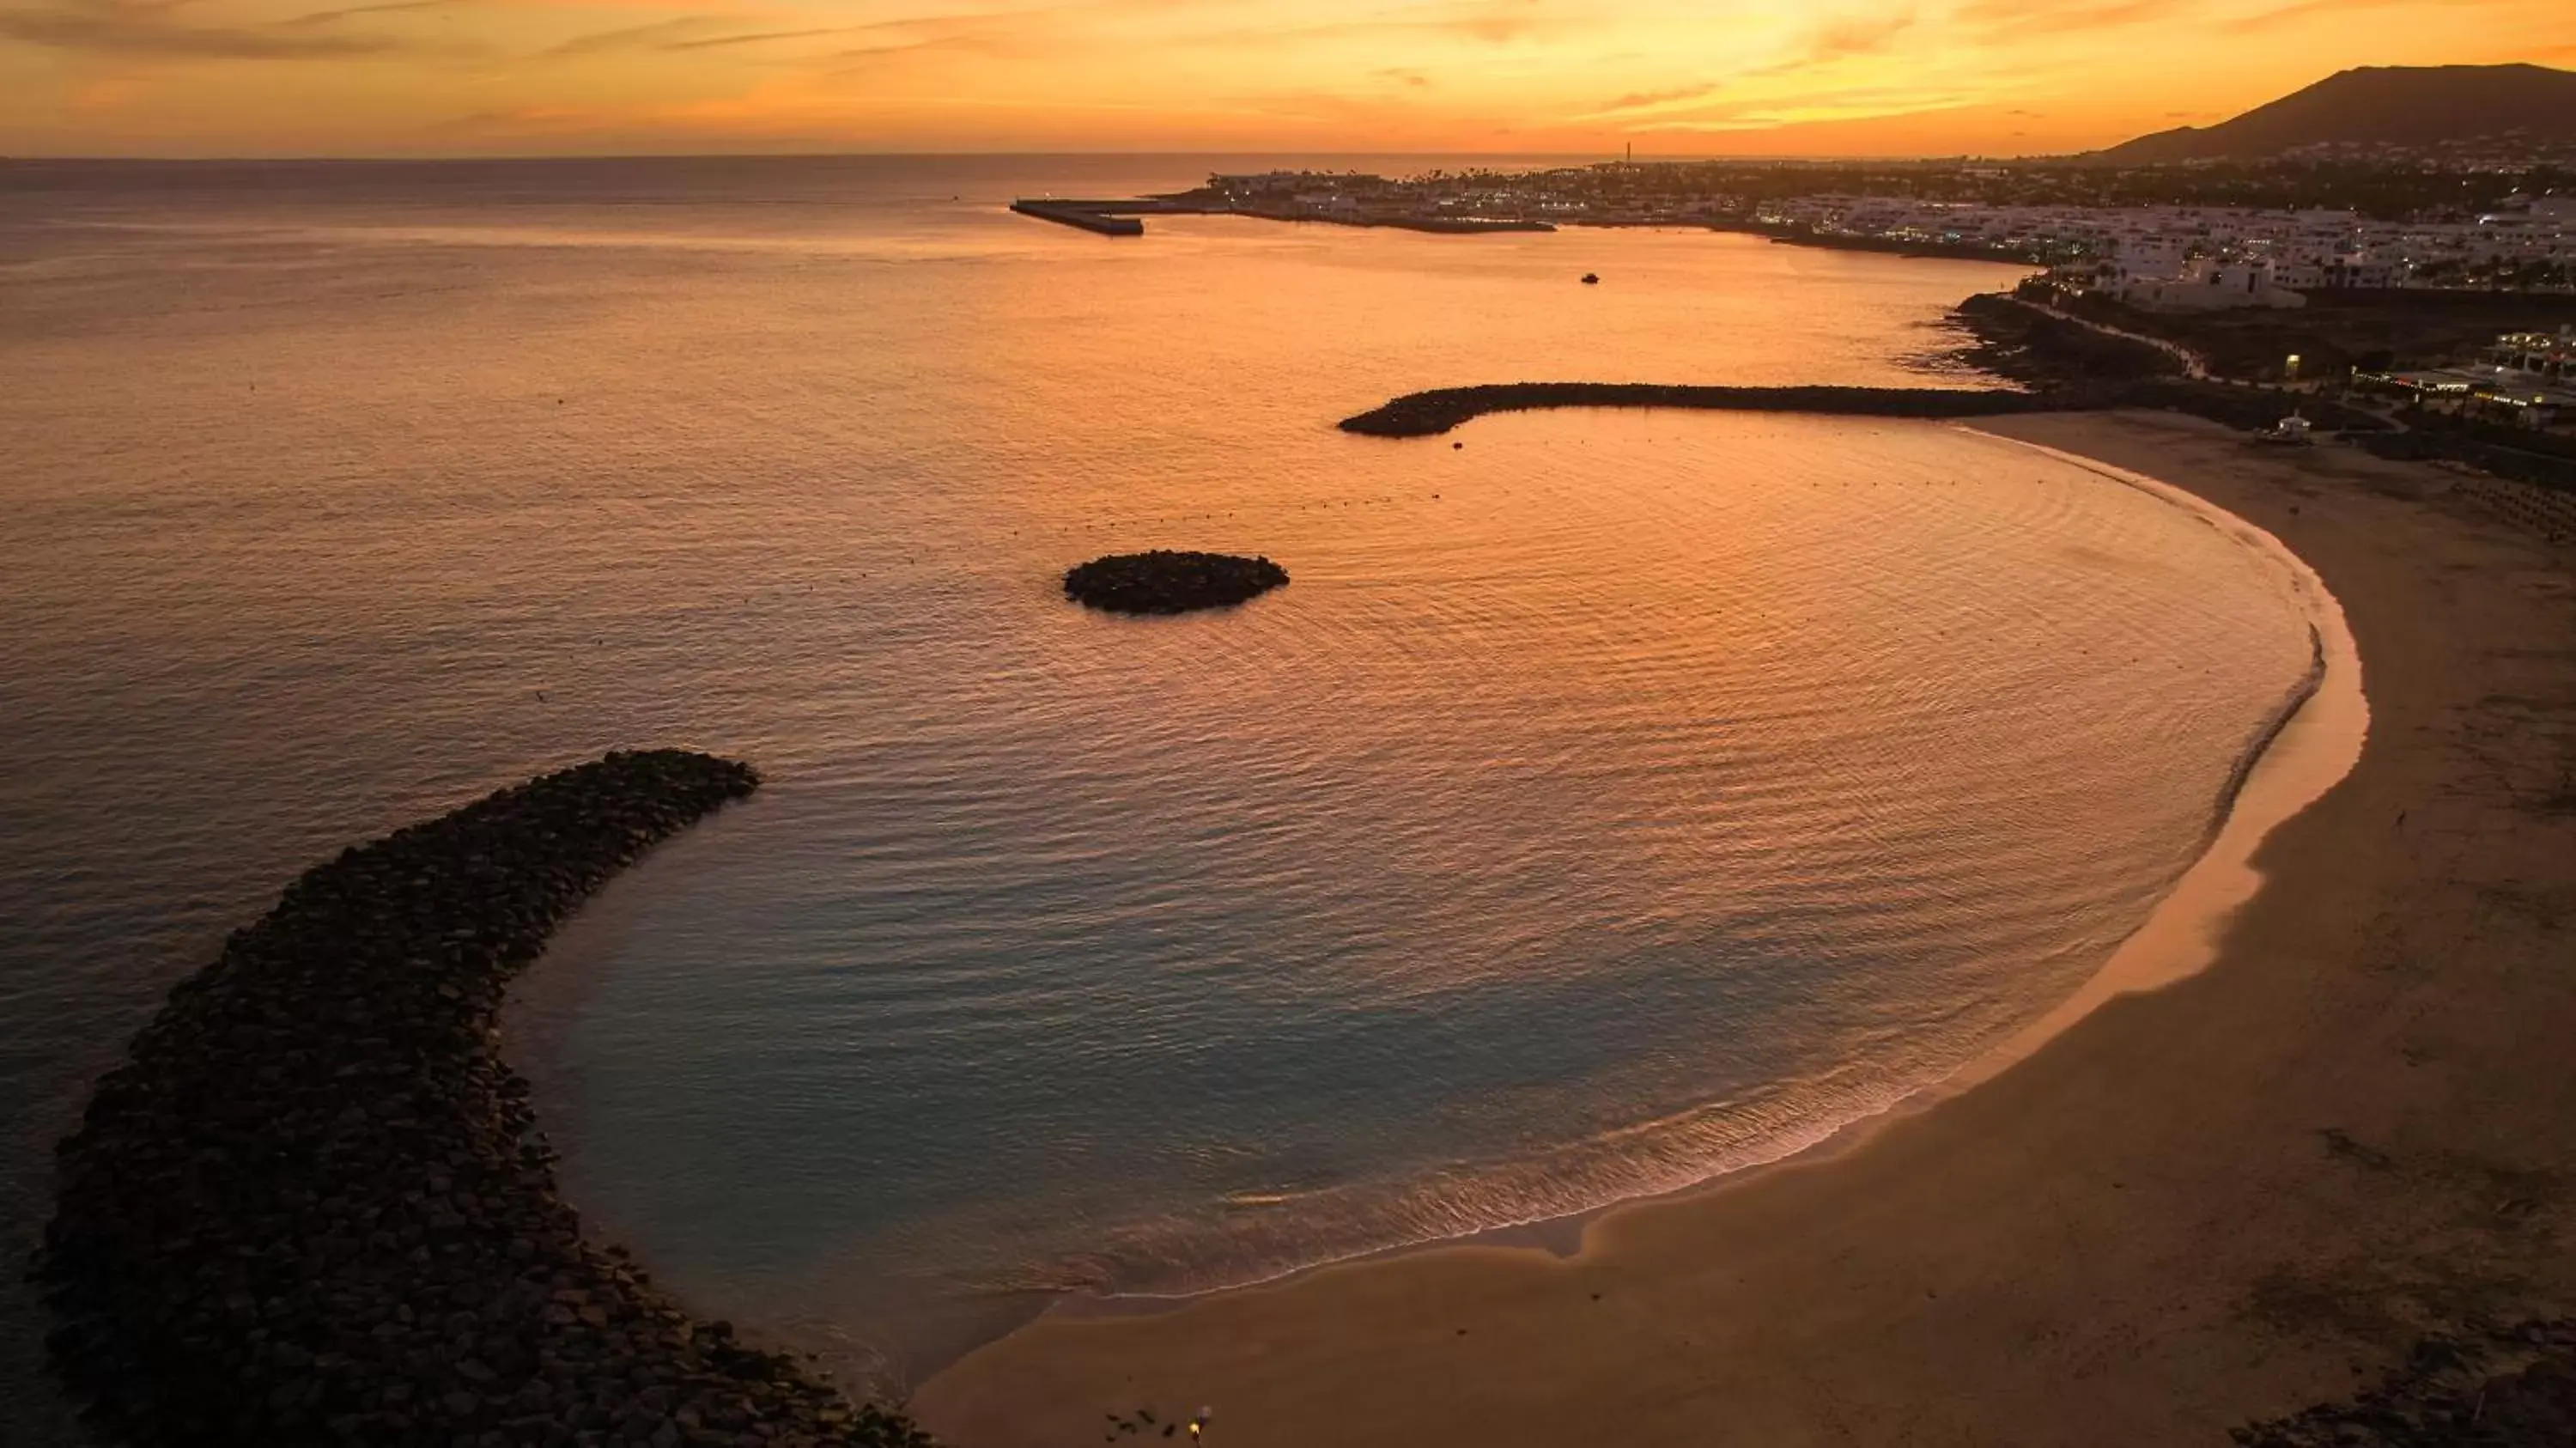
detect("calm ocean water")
(0, 155), (2319, 1420)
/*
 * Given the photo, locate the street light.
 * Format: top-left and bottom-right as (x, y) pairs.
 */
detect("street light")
(2286, 352), (2302, 384)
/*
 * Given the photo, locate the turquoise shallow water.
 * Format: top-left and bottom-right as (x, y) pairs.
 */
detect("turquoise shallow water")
(1, 155), (2317, 1417)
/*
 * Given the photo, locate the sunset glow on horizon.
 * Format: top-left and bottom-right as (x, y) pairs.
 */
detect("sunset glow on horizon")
(1, 0), (2570, 159)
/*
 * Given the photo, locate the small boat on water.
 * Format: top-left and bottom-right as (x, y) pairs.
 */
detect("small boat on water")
(1581, 272), (1601, 285)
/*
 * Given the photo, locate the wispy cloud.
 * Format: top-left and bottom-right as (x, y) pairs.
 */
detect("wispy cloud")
(806, 0), (1233, 76)
(275, 0), (454, 26)
(1614, 80), (1980, 131)
(1588, 82), (1720, 115)
(544, 15), (704, 54)
(2218, 0), (2503, 28)
(1581, 4), (1919, 121)
(0, 0), (453, 56)
(1208, 0), (1577, 48)
(666, 26), (841, 48)
(544, 3), (868, 55)
(1731, 5), (1919, 81)
(1809, 6), (1915, 60)
(1949, 0), (2190, 35)
(434, 102), (598, 132)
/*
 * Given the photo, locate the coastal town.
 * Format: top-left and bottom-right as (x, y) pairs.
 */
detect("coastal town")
(1014, 155), (2576, 436)
(1175, 156), (2576, 295)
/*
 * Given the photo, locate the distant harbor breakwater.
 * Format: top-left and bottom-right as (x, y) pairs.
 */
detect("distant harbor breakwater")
(1007, 195), (1552, 235)
(37, 751), (929, 1448)
(1003, 198), (2027, 252)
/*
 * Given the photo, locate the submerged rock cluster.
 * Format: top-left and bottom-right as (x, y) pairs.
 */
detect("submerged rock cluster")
(37, 749), (931, 1448)
(1063, 551), (1289, 614)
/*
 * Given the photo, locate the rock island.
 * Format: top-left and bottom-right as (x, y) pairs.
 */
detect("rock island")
(1064, 551), (1289, 614)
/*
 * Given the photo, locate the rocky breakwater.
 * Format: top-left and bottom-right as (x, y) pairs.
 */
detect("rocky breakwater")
(1336, 371), (2401, 444)
(1336, 382), (2063, 439)
(35, 749), (931, 1448)
(1064, 550), (1289, 614)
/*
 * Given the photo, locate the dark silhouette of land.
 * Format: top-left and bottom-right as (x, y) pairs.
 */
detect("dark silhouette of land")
(2089, 64), (2576, 162)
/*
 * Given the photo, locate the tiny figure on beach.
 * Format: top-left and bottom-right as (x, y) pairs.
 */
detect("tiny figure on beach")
(1189, 1406), (1213, 1440)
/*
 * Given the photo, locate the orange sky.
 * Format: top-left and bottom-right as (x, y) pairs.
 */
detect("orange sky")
(1, 0), (2569, 157)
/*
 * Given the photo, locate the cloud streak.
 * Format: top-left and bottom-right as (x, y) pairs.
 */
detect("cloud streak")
(1194, 0), (1579, 48)
(1592, 82), (1720, 114)
(0, 0), (439, 55)
(1949, 0), (2186, 36)
(1809, 6), (1914, 60)
(275, 0), (454, 26)
(2218, 0), (2504, 29)
(544, 9), (859, 55)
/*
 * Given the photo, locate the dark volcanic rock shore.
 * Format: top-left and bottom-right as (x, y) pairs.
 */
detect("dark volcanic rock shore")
(1064, 550), (1289, 614)
(2234, 1319), (2576, 1447)
(1336, 382), (2063, 438)
(36, 750), (930, 1448)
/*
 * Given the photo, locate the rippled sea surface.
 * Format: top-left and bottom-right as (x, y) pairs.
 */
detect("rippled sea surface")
(1, 155), (2318, 1417)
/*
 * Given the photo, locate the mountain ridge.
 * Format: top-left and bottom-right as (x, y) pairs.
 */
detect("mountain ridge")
(2090, 63), (2576, 162)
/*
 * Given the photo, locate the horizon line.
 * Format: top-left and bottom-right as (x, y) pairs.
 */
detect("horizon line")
(2, 148), (2079, 166)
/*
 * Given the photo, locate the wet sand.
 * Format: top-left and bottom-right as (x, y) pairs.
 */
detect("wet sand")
(911, 411), (2576, 1446)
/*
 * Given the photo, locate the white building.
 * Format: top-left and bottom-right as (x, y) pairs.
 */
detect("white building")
(2121, 256), (2308, 311)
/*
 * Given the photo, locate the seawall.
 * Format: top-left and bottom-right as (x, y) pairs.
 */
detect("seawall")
(37, 750), (928, 1447)
(1337, 382), (2065, 438)
(1009, 200), (1145, 236)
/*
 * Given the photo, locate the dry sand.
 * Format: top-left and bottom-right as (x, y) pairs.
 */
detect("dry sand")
(913, 411), (2576, 1448)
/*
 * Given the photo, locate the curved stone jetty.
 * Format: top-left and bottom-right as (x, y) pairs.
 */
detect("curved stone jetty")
(38, 750), (931, 1448)
(1064, 550), (1289, 614)
(1334, 375), (2403, 443)
(1338, 382), (2062, 438)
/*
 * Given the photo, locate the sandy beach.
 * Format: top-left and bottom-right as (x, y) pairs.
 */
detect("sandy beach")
(913, 410), (2576, 1446)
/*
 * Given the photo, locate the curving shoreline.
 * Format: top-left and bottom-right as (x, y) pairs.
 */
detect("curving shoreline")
(914, 411), (2576, 1446)
(956, 422), (2356, 1311)
(38, 751), (929, 1447)
(2213, 625), (2326, 841)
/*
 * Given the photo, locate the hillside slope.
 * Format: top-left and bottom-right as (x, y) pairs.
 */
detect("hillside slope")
(2093, 64), (2576, 161)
